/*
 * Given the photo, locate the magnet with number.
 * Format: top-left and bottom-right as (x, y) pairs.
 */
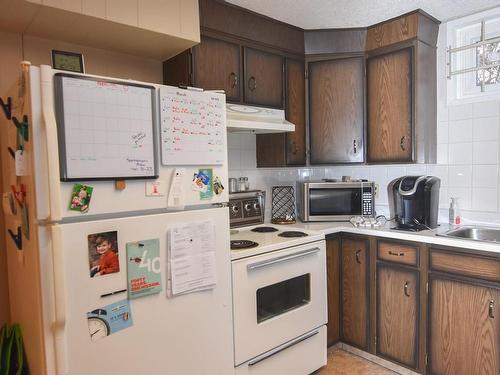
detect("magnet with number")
(126, 239), (162, 299)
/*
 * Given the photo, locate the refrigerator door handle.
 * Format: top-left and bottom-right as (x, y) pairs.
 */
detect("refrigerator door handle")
(51, 224), (68, 374)
(41, 65), (62, 221)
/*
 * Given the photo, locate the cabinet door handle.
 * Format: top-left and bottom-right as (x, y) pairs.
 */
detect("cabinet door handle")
(404, 282), (410, 297)
(353, 139), (357, 154)
(355, 250), (362, 264)
(248, 76), (257, 91)
(230, 72), (238, 88)
(400, 136), (407, 151)
(489, 299), (495, 319)
(388, 250), (404, 257)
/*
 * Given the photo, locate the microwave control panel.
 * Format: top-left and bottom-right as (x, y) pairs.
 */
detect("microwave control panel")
(362, 189), (373, 216)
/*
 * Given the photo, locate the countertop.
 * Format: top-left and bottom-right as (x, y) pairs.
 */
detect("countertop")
(270, 221), (500, 255)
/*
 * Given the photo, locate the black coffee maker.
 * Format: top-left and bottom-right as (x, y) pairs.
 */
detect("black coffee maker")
(388, 176), (440, 231)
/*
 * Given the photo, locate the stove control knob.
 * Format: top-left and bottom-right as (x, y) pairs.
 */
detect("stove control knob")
(231, 205), (239, 213)
(253, 203), (260, 210)
(244, 203), (252, 211)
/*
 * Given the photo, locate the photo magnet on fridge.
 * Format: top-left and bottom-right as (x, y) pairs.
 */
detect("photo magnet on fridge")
(191, 169), (211, 193)
(126, 239), (162, 299)
(199, 168), (213, 200)
(86, 299), (133, 342)
(88, 231), (120, 277)
(69, 184), (93, 213)
(213, 176), (224, 195)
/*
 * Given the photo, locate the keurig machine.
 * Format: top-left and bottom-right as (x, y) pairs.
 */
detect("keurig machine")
(388, 176), (441, 231)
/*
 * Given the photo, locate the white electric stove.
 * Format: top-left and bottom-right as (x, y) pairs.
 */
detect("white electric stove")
(229, 191), (327, 375)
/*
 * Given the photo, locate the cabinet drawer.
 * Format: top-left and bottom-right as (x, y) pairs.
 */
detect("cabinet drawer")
(377, 241), (418, 266)
(235, 327), (326, 375)
(430, 248), (500, 282)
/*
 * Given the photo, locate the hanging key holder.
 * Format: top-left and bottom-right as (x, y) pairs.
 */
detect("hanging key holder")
(12, 115), (29, 144)
(0, 97), (12, 120)
(8, 226), (22, 250)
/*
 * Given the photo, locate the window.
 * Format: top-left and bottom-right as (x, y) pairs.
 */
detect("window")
(447, 7), (500, 104)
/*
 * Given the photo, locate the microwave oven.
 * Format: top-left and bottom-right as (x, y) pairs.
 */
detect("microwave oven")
(297, 181), (375, 222)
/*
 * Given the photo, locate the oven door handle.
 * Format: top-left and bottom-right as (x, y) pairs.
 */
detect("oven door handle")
(248, 329), (320, 366)
(247, 247), (320, 271)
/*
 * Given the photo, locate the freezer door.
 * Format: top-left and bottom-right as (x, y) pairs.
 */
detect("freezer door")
(41, 207), (233, 375)
(31, 65), (228, 221)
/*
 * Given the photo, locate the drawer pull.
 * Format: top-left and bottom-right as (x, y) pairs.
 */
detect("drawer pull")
(404, 282), (410, 297)
(355, 250), (362, 264)
(248, 76), (257, 91)
(400, 136), (407, 151)
(388, 250), (405, 257)
(230, 72), (238, 88)
(489, 299), (495, 319)
(248, 329), (320, 366)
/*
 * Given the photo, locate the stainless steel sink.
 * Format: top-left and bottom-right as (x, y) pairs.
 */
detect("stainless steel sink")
(438, 226), (500, 243)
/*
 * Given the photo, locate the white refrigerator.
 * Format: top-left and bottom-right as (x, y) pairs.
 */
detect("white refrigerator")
(2, 64), (234, 375)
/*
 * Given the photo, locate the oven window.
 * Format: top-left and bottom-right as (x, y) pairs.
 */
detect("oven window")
(256, 274), (311, 323)
(309, 188), (362, 216)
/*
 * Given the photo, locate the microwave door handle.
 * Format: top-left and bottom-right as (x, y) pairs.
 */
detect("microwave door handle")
(247, 247), (320, 271)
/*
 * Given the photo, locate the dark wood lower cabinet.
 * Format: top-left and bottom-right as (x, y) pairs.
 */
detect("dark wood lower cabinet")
(429, 275), (500, 375)
(377, 264), (419, 369)
(326, 237), (341, 346)
(341, 236), (369, 350)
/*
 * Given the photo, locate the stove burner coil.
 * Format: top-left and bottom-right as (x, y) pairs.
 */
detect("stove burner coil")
(251, 227), (279, 233)
(277, 231), (308, 238)
(231, 240), (259, 250)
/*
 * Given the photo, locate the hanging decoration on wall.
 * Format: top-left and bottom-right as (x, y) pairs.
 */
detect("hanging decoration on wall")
(0, 96), (12, 120)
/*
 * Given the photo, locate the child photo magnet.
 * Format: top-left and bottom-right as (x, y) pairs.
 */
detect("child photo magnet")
(69, 184), (93, 213)
(88, 231), (120, 277)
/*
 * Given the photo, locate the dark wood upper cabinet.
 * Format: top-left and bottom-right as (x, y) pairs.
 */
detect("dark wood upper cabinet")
(326, 237), (341, 346)
(256, 58), (306, 167)
(244, 47), (284, 108)
(367, 47), (413, 163)
(285, 58), (306, 165)
(377, 264), (419, 369)
(341, 236), (369, 350)
(192, 36), (241, 102)
(309, 57), (365, 164)
(429, 276), (500, 375)
(163, 36), (241, 102)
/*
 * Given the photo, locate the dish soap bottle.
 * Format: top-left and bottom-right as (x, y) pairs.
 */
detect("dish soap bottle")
(449, 197), (461, 225)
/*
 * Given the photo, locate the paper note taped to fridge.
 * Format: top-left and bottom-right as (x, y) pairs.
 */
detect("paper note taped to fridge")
(159, 86), (226, 165)
(54, 74), (157, 180)
(167, 220), (216, 296)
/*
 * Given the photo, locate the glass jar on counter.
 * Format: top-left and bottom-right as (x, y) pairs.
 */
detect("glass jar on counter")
(238, 177), (249, 191)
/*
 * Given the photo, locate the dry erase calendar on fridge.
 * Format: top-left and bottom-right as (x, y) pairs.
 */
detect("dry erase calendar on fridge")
(54, 74), (158, 181)
(159, 86), (226, 166)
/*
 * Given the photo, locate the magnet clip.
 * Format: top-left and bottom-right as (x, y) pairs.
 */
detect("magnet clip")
(0, 97), (12, 120)
(8, 226), (22, 250)
(12, 115), (29, 142)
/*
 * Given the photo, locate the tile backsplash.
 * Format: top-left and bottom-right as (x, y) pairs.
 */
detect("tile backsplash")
(228, 23), (500, 225)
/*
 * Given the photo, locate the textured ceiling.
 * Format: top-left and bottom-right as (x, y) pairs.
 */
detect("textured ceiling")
(224, 0), (500, 29)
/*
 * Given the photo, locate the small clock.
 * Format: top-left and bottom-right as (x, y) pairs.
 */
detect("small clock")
(51, 50), (85, 73)
(87, 316), (110, 342)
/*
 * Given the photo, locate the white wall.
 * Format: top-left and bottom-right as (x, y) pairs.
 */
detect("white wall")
(228, 22), (500, 225)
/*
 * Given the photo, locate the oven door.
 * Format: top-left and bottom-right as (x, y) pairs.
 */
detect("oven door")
(231, 240), (327, 366)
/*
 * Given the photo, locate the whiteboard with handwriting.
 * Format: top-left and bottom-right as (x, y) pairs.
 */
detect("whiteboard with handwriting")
(159, 86), (226, 165)
(54, 74), (157, 180)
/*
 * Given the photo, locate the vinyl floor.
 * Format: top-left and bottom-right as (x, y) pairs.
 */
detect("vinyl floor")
(313, 349), (398, 375)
